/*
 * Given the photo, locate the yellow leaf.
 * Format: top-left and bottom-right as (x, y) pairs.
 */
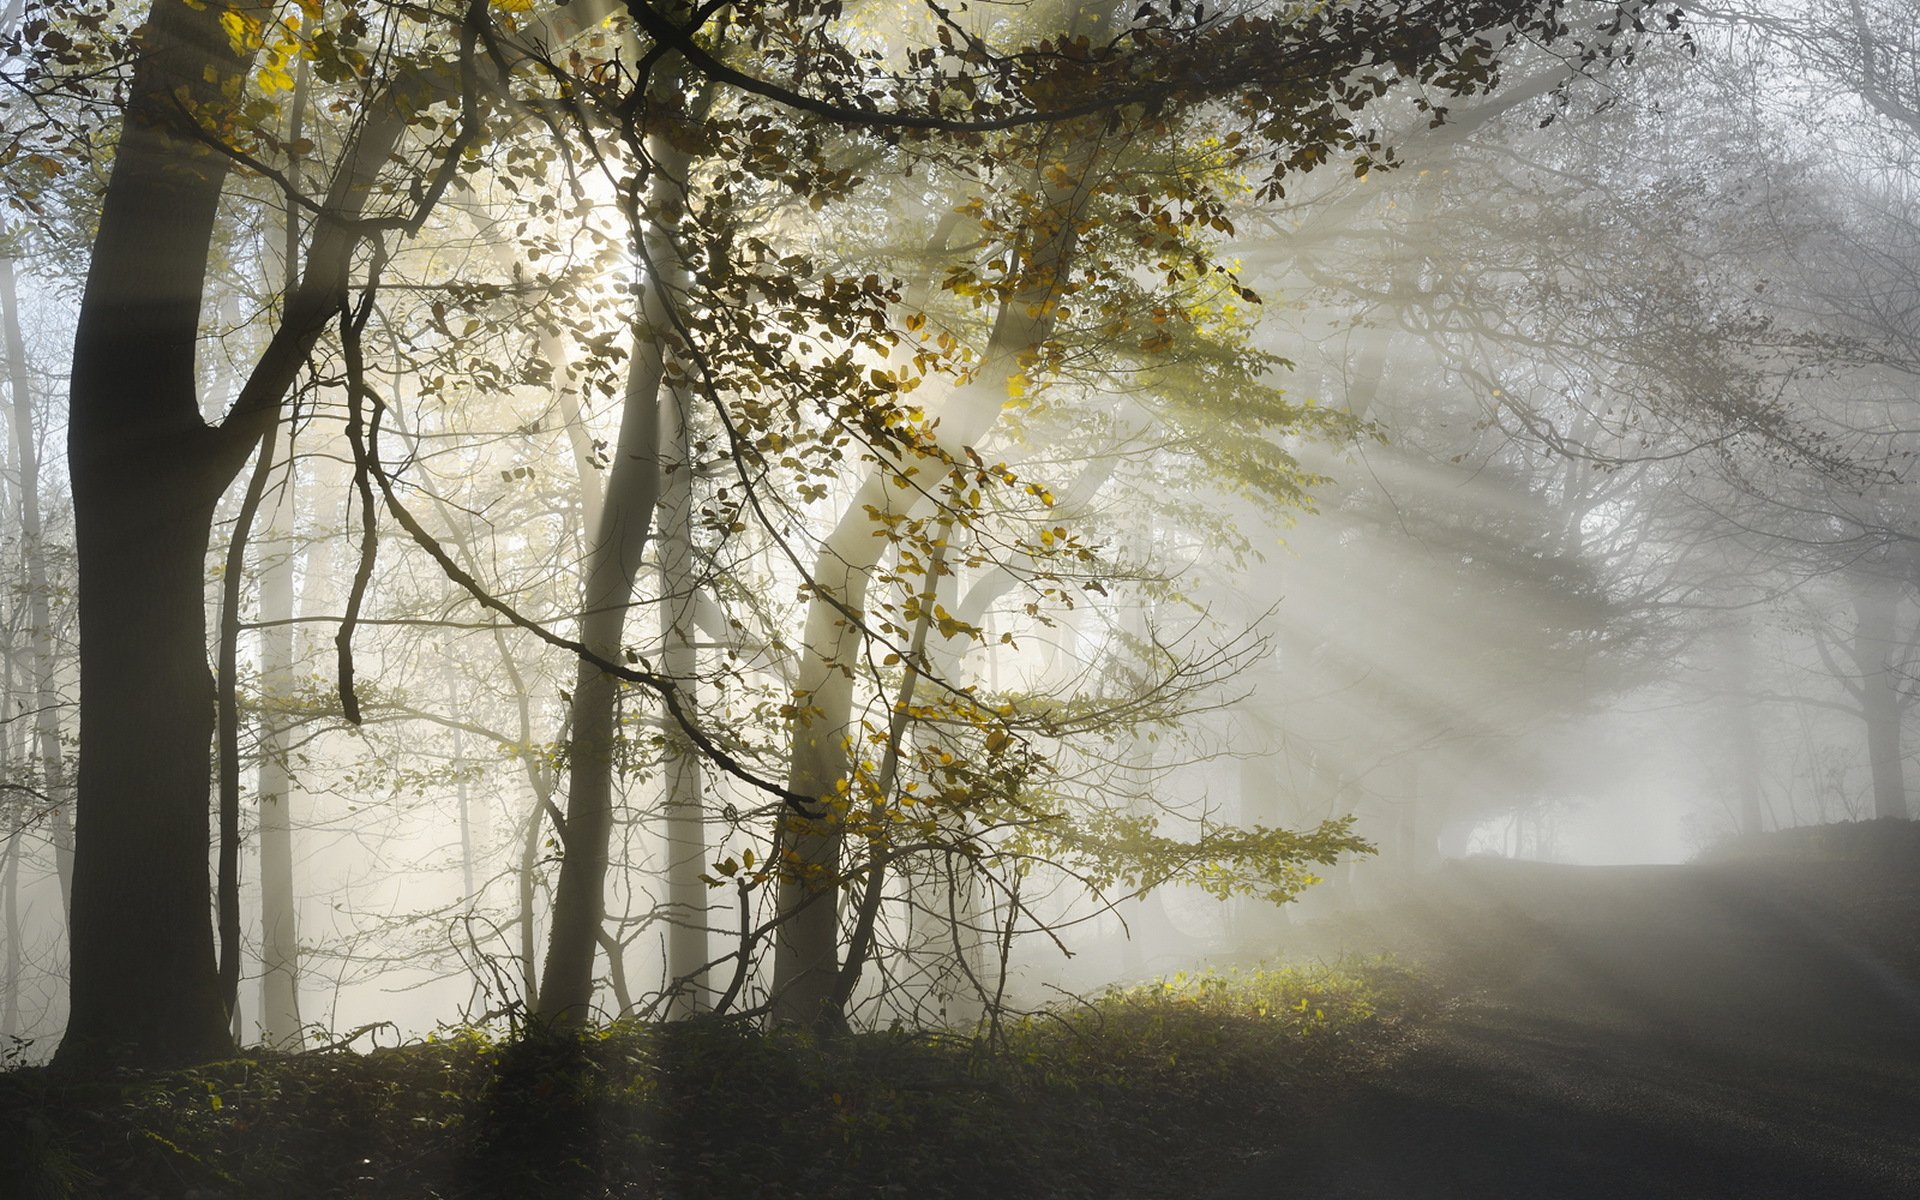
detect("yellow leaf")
(217, 9), (258, 53)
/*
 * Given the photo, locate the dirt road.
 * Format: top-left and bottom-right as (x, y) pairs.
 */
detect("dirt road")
(1210, 859), (1920, 1199)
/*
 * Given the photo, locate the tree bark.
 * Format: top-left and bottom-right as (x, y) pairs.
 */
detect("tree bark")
(56, 0), (252, 1069)
(534, 325), (669, 1022)
(535, 59), (702, 1023)
(56, 0), (579, 1065)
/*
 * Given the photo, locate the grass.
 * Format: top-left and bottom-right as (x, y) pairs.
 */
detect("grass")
(0, 960), (1431, 1200)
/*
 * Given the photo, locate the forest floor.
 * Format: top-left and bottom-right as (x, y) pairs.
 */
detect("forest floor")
(1209, 817), (1920, 1200)
(6, 819), (1917, 1199)
(0, 953), (1430, 1199)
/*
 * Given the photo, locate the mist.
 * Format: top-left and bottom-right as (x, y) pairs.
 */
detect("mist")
(2, 0), (1917, 1196)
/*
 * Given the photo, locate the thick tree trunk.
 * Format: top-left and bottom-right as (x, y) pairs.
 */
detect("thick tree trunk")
(1852, 578), (1910, 821)
(63, 464), (235, 1066)
(56, 0), (569, 1064)
(55, 0), (250, 1069)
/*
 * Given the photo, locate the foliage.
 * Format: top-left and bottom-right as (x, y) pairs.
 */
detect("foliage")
(0, 962), (1426, 1199)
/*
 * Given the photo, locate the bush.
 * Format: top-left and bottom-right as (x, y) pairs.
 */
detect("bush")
(0, 961), (1425, 1200)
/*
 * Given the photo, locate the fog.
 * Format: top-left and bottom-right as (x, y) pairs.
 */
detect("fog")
(2, 1), (1917, 1080)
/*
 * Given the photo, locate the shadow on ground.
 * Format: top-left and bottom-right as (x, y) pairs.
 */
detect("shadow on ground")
(1212, 854), (1920, 1199)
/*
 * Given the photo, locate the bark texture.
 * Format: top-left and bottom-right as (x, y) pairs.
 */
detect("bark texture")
(57, 0), (251, 1069)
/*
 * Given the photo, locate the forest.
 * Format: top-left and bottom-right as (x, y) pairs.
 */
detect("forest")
(1, 0), (1918, 1196)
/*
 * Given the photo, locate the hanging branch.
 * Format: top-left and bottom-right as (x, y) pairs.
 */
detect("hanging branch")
(334, 285), (386, 726)
(330, 291), (816, 812)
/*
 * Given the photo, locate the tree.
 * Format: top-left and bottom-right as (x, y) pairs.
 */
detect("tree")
(59, 0), (264, 1067)
(35, 0), (1673, 1065)
(53, 0), (505, 1067)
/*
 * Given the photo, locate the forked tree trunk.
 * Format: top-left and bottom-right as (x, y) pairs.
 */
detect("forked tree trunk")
(771, 112), (1105, 1028)
(536, 58), (702, 1023)
(56, 0), (252, 1069)
(55, 0), (583, 1065)
(534, 325), (669, 1022)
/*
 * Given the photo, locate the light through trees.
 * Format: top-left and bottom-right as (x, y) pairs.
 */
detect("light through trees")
(12, 0), (1917, 1076)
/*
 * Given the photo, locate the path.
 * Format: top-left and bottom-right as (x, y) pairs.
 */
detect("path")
(1210, 860), (1920, 1199)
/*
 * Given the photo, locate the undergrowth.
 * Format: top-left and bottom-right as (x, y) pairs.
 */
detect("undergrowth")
(0, 960), (1430, 1200)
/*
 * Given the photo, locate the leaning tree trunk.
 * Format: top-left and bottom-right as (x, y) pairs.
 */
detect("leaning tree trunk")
(535, 48), (705, 1022)
(534, 344), (666, 1021)
(534, 216), (701, 1022)
(770, 113), (1105, 1028)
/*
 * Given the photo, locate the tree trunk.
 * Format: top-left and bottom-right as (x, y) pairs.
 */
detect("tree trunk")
(1852, 577), (1910, 821)
(450, 669), (475, 901)
(2, 633), (19, 1040)
(535, 62), (702, 1022)
(1719, 619), (1766, 836)
(55, 0), (251, 1069)
(0, 255), (72, 914)
(256, 459), (302, 1048)
(771, 115), (1106, 1026)
(535, 324), (670, 1022)
(56, 0), (579, 1064)
(658, 386), (708, 1016)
